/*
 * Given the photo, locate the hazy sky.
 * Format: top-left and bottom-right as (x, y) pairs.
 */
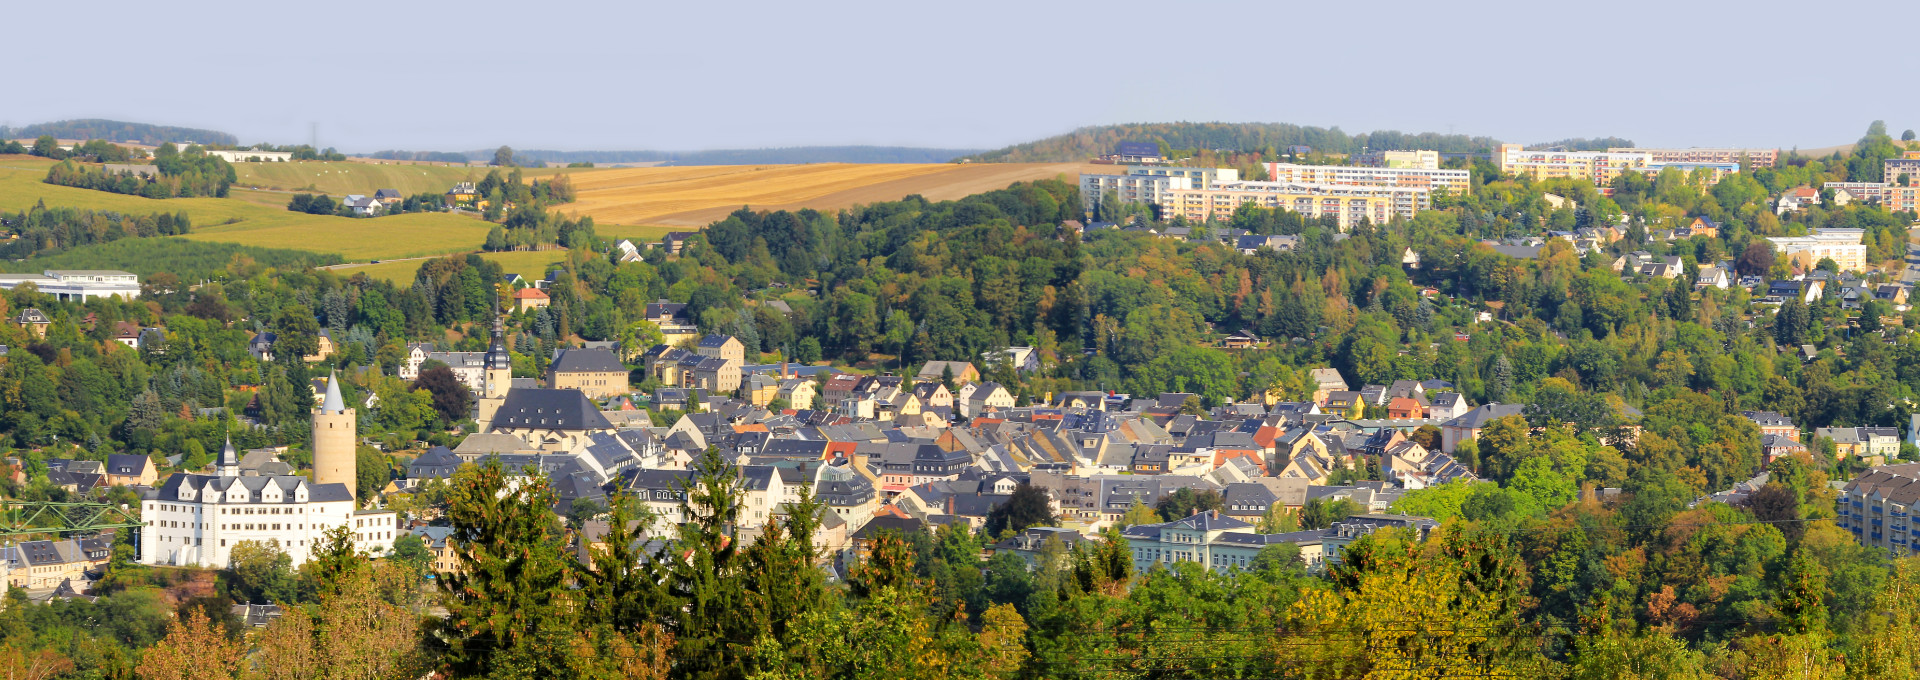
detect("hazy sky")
(9, 0), (1903, 153)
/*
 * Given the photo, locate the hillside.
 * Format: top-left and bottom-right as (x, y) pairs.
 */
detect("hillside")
(964, 122), (1502, 162)
(1, 119), (237, 146)
(0, 238), (339, 280)
(0, 157), (494, 261)
(371, 146), (984, 166)
(231, 161), (584, 196)
(553, 161), (1104, 232)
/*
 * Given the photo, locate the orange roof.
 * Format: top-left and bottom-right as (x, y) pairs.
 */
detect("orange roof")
(733, 423), (769, 433)
(1388, 397), (1422, 411)
(874, 504), (910, 519)
(513, 288), (549, 299)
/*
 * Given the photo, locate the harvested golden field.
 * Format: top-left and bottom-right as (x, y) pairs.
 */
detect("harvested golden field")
(556, 162), (1105, 230)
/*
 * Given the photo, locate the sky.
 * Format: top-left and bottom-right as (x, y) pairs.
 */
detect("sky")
(7, 0), (1904, 153)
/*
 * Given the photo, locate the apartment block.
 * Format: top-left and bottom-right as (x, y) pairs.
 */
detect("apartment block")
(1263, 162), (1471, 195)
(1164, 181), (1427, 229)
(1495, 144), (1650, 185)
(1645, 162), (1740, 186)
(1885, 152), (1920, 185)
(1837, 463), (1920, 556)
(1767, 229), (1869, 271)
(1351, 150), (1440, 169)
(1080, 174), (1192, 212)
(1079, 166), (1240, 213)
(1610, 147), (1778, 168)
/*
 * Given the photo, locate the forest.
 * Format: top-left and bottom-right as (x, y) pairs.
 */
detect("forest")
(963, 122), (1503, 162)
(42, 144), (235, 199)
(0, 203), (190, 261)
(0, 120), (238, 147)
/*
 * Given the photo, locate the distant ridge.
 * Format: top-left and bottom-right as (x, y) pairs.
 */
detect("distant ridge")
(963, 122), (1503, 162)
(1, 119), (238, 146)
(369, 146), (985, 166)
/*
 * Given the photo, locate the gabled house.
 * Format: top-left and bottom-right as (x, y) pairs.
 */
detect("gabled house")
(15, 308), (49, 338)
(343, 195), (383, 216)
(104, 454), (155, 486)
(916, 361), (979, 386)
(1695, 266), (1730, 290)
(1221, 329), (1262, 349)
(1438, 403), (1527, 453)
(1309, 369), (1347, 405)
(982, 346), (1041, 373)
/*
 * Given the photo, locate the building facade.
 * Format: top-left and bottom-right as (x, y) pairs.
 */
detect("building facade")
(1838, 463), (1920, 556)
(140, 433), (396, 568)
(548, 347), (630, 399)
(1611, 147), (1778, 168)
(1164, 181), (1428, 229)
(1495, 144), (1650, 185)
(1263, 162), (1470, 195)
(1767, 230), (1869, 271)
(0, 270), (141, 301)
(1351, 150), (1441, 169)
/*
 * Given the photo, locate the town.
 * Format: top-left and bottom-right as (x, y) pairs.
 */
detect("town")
(1, 104), (1919, 680)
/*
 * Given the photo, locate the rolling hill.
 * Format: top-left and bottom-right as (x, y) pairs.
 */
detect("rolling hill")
(0, 156), (496, 261)
(369, 146), (985, 166)
(963, 122), (1502, 162)
(552, 161), (1104, 234)
(230, 161), (582, 196)
(2, 119), (237, 146)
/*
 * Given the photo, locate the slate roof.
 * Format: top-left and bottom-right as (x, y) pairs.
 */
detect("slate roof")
(493, 389), (615, 430)
(1442, 403), (1526, 429)
(551, 347), (628, 373)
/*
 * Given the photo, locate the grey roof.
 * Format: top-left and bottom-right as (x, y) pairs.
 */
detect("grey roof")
(321, 370), (346, 411)
(494, 389), (615, 431)
(1442, 403), (1526, 429)
(106, 454), (148, 476)
(411, 445), (462, 468)
(551, 347), (628, 374)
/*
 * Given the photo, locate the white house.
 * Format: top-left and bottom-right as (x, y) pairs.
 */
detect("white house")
(983, 346), (1041, 373)
(343, 195), (383, 217)
(1694, 265), (1730, 290)
(139, 440), (395, 568)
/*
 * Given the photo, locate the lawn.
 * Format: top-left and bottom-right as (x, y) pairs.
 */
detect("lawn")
(0, 157), (497, 260)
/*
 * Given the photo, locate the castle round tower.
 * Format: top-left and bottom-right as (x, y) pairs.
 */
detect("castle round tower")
(312, 370), (359, 501)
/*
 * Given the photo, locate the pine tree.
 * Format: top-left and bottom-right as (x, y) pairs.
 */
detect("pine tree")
(1489, 354), (1516, 402)
(435, 460), (573, 675)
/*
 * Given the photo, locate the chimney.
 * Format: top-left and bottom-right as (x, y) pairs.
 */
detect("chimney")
(1210, 509), (1218, 519)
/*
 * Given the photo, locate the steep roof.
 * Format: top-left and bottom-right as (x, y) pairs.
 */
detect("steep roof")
(494, 388), (614, 431)
(550, 347), (627, 374)
(320, 370), (346, 412)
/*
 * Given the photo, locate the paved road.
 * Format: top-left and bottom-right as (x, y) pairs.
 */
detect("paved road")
(1904, 242), (1920, 284)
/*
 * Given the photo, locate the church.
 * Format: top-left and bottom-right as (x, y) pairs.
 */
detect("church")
(139, 372), (398, 568)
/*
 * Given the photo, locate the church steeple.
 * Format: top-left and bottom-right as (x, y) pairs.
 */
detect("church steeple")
(483, 291), (512, 399)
